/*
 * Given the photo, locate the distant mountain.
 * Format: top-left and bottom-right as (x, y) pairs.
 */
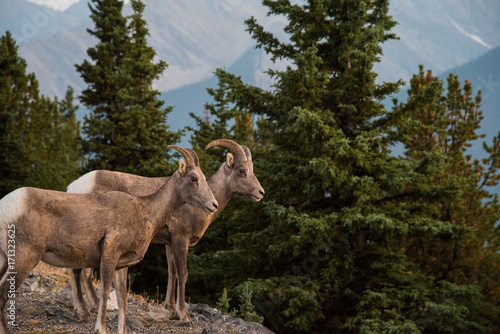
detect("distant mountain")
(440, 45), (500, 146)
(375, 0), (500, 84)
(2, 0), (500, 150)
(162, 47), (262, 147)
(2, 0), (500, 98)
(442, 46), (500, 195)
(2, 0), (273, 97)
(386, 46), (500, 194)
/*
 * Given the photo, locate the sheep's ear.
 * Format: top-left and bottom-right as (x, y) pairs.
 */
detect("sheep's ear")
(178, 159), (187, 176)
(226, 153), (234, 168)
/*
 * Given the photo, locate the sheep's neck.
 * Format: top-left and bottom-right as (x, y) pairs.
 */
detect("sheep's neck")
(206, 168), (233, 223)
(142, 175), (183, 236)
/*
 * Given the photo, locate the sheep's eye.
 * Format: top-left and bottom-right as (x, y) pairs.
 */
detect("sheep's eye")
(238, 168), (246, 175)
(190, 177), (198, 183)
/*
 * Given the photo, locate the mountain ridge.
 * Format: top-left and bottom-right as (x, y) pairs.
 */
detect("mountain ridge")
(3, 0), (500, 98)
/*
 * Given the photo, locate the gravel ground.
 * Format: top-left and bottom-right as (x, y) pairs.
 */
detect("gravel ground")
(5, 264), (273, 334)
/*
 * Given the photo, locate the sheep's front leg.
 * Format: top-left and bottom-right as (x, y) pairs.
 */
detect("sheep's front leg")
(0, 248), (42, 334)
(95, 248), (118, 334)
(70, 268), (91, 319)
(0, 251), (10, 334)
(164, 244), (177, 318)
(172, 237), (191, 323)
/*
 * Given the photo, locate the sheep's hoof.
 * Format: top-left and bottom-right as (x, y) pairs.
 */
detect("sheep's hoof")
(179, 313), (192, 324)
(74, 309), (91, 321)
(165, 305), (177, 319)
(180, 320), (193, 327)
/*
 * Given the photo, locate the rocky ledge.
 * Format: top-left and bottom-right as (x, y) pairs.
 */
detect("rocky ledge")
(8, 271), (274, 334)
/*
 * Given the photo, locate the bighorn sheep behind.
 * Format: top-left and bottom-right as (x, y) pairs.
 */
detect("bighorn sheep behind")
(0, 146), (217, 334)
(67, 139), (265, 323)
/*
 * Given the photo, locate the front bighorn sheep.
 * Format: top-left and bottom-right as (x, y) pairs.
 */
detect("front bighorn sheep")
(0, 146), (217, 334)
(67, 139), (265, 323)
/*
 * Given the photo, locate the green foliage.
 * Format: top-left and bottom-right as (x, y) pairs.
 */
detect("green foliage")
(23, 87), (82, 190)
(185, 74), (265, 304)
(0, 31), (31, 196)
(216, 284), (264, 324)
(75, 0), (184, 298)
(0, 31), (82, 195)
(76, 0), (181, 176)
(235, 282), (264, 323)
(185, 1), (500, 333)
(216, 288), (232, 314)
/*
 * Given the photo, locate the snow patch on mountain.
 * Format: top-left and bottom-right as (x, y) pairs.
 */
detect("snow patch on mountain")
(26, 0), (79, 11)
(450, 20), (492, 49)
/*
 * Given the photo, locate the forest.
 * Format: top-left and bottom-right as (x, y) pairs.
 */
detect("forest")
(1, 0), (500, 333)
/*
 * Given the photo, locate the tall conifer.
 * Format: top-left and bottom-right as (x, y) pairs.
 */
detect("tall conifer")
(0, 32), (82, 194)
(190, 1), (499, 333)
(76, 0), (180, 175)
(394, 66), (500, 329)
(0, 31), (30, 196)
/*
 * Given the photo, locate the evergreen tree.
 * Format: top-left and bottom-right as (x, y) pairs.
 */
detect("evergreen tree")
(0, 31), (31, 196)
(189, 79), (242, 173)
(76, 0), (181, 176)
(185, 77), (268, 305)
(0, 31), (82, 194)
(75, 0), (182, 295)
(25, 87), (82, 190)
(187, 1), (499, 333)
(394, 66), (500, 329)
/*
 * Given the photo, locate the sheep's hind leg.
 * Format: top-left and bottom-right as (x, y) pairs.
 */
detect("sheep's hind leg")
(94, 244), (118, 334)
(70, 268), (91, 319)
(82, 268), (99, 311)
(114, 268), (128, 334)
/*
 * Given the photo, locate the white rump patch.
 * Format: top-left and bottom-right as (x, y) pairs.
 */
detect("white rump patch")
(0, 188), (27, 250)
(66, 171), (97, 194)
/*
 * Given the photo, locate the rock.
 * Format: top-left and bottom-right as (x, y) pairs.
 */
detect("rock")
(142, 305), (169, 321)
(107, 289), (118, 311)
(189, 303), (220, 320)
(188, 303), (275, 334)
(58, 284), (74, 300)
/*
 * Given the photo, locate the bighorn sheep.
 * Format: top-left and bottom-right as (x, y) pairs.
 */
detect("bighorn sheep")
(67, 139), (265, 323)
(0, 146), (217, 334)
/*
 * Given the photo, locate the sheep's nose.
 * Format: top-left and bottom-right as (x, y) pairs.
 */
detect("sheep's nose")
(259, 190), (265, 196)
(213, 202), (218, 210)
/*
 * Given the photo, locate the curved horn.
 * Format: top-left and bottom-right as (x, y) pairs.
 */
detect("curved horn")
(185, 148), (199, 166)
(205, 139), (247, 161)
(168, 145), (195, 166)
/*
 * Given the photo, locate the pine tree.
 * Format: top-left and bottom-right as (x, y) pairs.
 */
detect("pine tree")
(25, 87), (82, 190)
(1, 32), (82, 194)
(0, 31), (30, 196)
(76, 0), (127, 171)
(188, 1), (498, 333)
(75, 0), (183, 296)
(185, 77), (266, 305)
(394, 66), (500, 329)
(189, 79), (241, 173)
(76, 0), (181, 175)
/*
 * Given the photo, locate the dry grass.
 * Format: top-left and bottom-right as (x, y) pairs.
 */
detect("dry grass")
(31, 262), (69, 278)
(30, 263), (157, 304)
